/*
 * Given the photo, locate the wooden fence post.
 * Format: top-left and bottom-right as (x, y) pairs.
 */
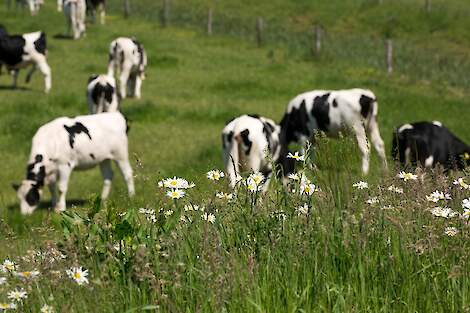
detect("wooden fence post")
(161, 0), (170, 27)
(207, 8), (213, 35)
(386, 39), (393, 75)
(312, 25), (322, 55)
(256, 17), (264, 47)
(425, 0), (431, 12)
(123, 0), (130, 18)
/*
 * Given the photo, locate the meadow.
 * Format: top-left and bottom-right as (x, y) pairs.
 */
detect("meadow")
(1, 0), (470, 312)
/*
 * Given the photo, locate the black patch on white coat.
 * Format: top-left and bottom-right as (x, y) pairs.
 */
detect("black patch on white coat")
(63, 122), (92, 149)
(247, 114), (260, 119)
(33, 32), (47, 55)
(0, 32), (26, 66)
(26, 154), (45, 187)
(312, 93), (330, 132)
(91, 82), (114, 109)
(359, 95), (374, 118)
(240, 129), (252, 155)
(332, 99), (338, 108)
(89, 153), (95, 160)
(25, 184), (40, 206)
(280, 99), (311, 144)
(88, 74), (99, 84)
(262, 121), (276, 152)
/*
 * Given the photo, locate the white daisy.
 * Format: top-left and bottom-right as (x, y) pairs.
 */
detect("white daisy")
(164, 210), (174, 218)
(206, 170), (224, 181)
(300, 182), (317, 196)
(201, 212), (216, 224)
(40, 304), (55, 313)
(0, 303), (16, 310)
(66, 267), (89, 285)
(216, 192), (234, 200)
(444, 227), (459, 237)
(1, 260), (16, 273)
(248, 172), (264, 186)
(453, 178), (470, 190)
(353, 181), (369, 190)
(288, 173), (300, 181)
(7, 288), (27, 302)
(159, 177), (194, 189)
(398, 171), (418, 181)
(287, 151), (305, 162)
(387, 185), (404, 194)
(426, 190), (451, 203)
(295, 204), (309, 216)
(462, 198), (470, 210)
(166, 189), (185, 199)
(366, 197), (379, 205)
(14, 270), (40, 280)
(0, 277), (6, 285)
(430, 207), (458, 218)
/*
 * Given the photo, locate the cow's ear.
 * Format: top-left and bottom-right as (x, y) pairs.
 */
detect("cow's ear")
(88, 74), (98, 84)
(12, 183), (20, 191)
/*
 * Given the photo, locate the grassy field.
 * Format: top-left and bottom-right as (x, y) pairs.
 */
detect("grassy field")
(1, 1), (470, 312)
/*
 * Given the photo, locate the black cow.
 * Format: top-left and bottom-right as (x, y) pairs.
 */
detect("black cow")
(0, 25), (51, 93)
(392, 121), (470, 170)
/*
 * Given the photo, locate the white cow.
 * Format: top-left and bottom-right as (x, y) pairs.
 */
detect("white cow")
(222, 114), (281, 188)
(279, 88), (387, 175)
(107, 37), (147, 99)
(86, 74), (119, 113)
(27, 0), (43, 15)
(63, 0), (86, 40)
(13, 112), (135, 215)
(0, 25), (51, 93)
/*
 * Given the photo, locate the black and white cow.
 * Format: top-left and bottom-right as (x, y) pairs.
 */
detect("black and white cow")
(86, 0), (106, 24)
(107, 37), (147, 99)
(0, 25), (51, 93)
(86, 74), (119, 114)
(279, 89), (387, 174)
(222, 114), (281, 188)
(13, 112), (134, 215)
(63, 0), (86, 40)
(392, 121), (470, 170)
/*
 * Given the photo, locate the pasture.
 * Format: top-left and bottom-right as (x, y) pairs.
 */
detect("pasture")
(1, 0), (470, 312)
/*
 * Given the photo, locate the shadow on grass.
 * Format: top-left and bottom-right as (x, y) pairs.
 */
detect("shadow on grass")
(0, 85), (30, 91)
(7, 199), (88, 212)
(53, 34), (73, 40)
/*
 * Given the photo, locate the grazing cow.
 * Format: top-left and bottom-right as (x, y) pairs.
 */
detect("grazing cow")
(107, 37), (147, 99)
(86, 0), (106, 24)
(13, 112), (135, 215)
(63, 0), (86, 40)
(279, 89), (387, 175)
(86, 74), (119, 114)
(222, 114), (281, 188)
(392, 121), (470, 170)
(0, 25), (51, 93)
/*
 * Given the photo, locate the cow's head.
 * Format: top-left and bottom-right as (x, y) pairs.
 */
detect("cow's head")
(12, 180), (43, 215)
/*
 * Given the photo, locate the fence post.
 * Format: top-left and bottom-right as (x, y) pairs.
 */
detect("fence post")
(207, 8), (213, 35)
(425, 0), (431, 12)
(312, 25), (322, 56)
(256, 17), (264, 47)
(386, 38), (393, 75)
(161, 0), (170, 27)
(123, 0), (130, 18)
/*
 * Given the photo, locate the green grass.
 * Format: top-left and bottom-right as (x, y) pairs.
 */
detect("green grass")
(1, 1), (470, 312)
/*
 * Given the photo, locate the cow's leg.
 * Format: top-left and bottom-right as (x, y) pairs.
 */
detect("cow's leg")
(48, 181), (57, 208)
(99, 159), (113, 200)
(34, 54), (51, 93)
(55, 165), (72, 212)
(25, 64), (36, 83)
(367, 116), (388, 170)
(57, 0), (62, 11)
(353, 123), (370, 175)
(134, 75), (143, 99)
(119, 63), (131, 99)
(115, 158), (135, 197)
(11, 69), (19, 89)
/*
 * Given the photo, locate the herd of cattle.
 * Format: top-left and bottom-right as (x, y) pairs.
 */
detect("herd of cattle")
(2, 3), (470, 215)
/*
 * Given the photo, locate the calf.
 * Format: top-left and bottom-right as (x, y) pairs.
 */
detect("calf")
(392, 121), (470, 170)
(13, 112), (135, 215)
(279, 89), (387, 174)
(86, 74), (119, 114)
(107, 37), (147, 99)
(222, 114), (281, 188)
(0, 25), (51, 93)
(86, 0), (106, 24)
(63, 0), (86, 40)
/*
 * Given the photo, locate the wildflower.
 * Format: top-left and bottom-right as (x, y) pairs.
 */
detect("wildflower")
(366, 197), (379, 205)
(201, 212), (216, 224)
(0, 303), (16, 310)
(164, 210), (174, 218)
(300, 182), (317, 196)
(397, 171), (418, 181)
(430, 207), (458, 218)
(184, 204), (203, 212)
(287, 151), (305, 162)
(166, 189), (185, 199)
(246, 179), (262, 193)
(288, 173), (300, 181)
(444, 227), (459, 237)
(0, 277), (6, 285)
(295, 204), (309, 216)
(249, 172), (264, 185)
(159, 177), (194, 189)
(14, 270), (40, 280)
(426, 190), (451, 203)
(66, 267), (89, 285)
(352, 181), (368, 190)
(453, 178), (469, 190)
(40, 304), (55, 313)
(462, 209), (470, 220)
(216, 192), (233, 200)
(387, 185), (403, 194)
(1, 260), (16, 273)
(462, 198), (470, 210)
(207, 170), (224, 181)
(7, 288), (27, 302)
